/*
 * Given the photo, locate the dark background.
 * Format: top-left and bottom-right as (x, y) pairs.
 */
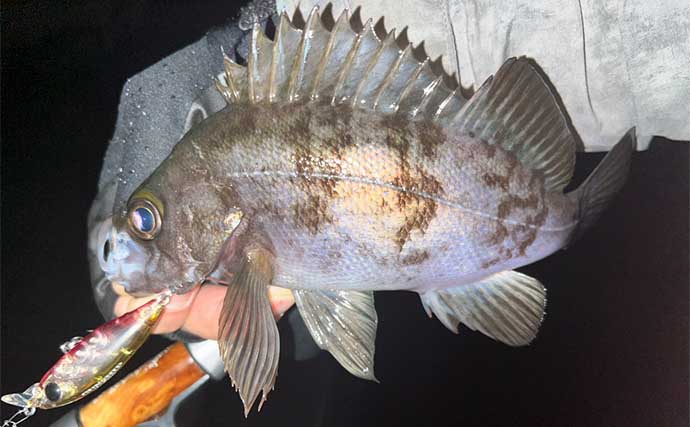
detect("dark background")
(1, 1), (688, 426)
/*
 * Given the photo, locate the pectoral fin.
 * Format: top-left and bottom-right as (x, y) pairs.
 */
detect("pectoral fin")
(294, 289), (378, 381)
(217, 248), (279, 416)
(420, 271), (546, 346)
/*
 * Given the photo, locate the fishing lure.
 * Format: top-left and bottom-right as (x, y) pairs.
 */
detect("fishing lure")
(1, 291), (171, 424)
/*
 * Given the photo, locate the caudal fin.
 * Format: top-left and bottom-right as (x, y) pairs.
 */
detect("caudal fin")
(568, 128), (636, 244)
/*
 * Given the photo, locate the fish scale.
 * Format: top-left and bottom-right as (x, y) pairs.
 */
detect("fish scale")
(171, 102), (570, 292)
(100, 5), (634, 417)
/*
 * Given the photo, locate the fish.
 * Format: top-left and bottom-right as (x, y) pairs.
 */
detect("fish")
(97, 6), (634, 416)
(1, 292), (170, 410)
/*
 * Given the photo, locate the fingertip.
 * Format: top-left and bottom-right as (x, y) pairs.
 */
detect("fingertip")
(268, 286), (295, 320)
(180, 285), (228, 340)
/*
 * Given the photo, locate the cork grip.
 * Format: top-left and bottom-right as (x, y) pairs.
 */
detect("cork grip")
(78, 342), (205, 427)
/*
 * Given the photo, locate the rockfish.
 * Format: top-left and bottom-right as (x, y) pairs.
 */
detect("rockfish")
(98, 6), (633, 415)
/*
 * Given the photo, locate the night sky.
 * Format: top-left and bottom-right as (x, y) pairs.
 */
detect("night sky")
(2, 1), (688, 426)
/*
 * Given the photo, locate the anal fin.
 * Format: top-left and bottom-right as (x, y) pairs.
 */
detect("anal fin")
(420, 271), (546, 346)
(218, 248), (280, 416)
(294, 289), (378, 381)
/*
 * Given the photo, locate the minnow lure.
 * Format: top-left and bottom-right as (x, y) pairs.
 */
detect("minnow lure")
(1, 292), (170, 417)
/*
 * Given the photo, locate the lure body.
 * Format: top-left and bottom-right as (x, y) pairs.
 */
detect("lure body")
(1, 294), (169, 409)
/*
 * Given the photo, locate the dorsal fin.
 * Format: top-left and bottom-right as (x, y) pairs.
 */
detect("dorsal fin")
(451, 58), (578, 193)
(215, 6), (468, 121)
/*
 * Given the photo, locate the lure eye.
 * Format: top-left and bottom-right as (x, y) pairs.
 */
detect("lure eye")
(44, 382), (61, 402)
(127, 199), (162, 240)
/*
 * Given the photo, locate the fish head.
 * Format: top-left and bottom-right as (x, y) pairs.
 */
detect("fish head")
(99, 173), (244, 295)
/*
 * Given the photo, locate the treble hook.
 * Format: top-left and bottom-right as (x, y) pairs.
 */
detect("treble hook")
(2, 407), (36, 426)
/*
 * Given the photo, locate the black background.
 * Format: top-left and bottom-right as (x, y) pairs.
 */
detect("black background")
(1, 1), (688, 426)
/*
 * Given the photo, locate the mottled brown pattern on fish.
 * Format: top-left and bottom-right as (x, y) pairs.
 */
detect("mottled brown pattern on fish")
(485, 143), (497, 159)
(483, 151), (520, 248)
(413, 121), (445, 158)
(315, 103), (354, 136)
(496, 193), (539, 220)
(319, 106), (356, 197)
(379, 114), (448, 250)
(288, 105), (312, 141)
(493, 174), (550, 258)
(294, 140), (340, 198)
(487, 222), (509, 247)
(228, 105), (552, 278)
(482, 172), (510, 191)
(292, 195), (332, 234)
(260, 199), (283, 218)
(290, 106), (352, 226)
(390, 160), (445, 250)
(383, 118), (412, 174)
(469, 142), (552, 262)
(400, 250), (430, 266)
(481, 151), (518, 192)
(481, 257), (502, 269)
(394, 168), (444, 251)
(512, 181), (550, 257)
(221, 106), (258, 142)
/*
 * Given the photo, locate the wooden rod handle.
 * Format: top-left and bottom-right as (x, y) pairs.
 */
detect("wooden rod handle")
(78, 342), (205, 427)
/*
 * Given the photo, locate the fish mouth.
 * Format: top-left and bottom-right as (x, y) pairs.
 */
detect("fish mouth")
(99, 225), (155, 293)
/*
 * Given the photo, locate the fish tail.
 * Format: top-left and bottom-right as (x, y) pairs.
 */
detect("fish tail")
(567, 128), (636, 244)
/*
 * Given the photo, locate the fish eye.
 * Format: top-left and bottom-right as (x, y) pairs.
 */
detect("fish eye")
(127, 199), (162, 240)
(44, 382), (61, 402)
(133, 207), (155, 232)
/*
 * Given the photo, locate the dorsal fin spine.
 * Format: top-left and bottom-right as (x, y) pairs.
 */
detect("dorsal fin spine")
(374, 45), (417, 112)
(267, 18), (285, 103)
(393, 57), (427, 113)
(435, 88), (467, 125)
(432, 89), (456, 121)
(315, 9), (357, 104)
(287, 7), (320, 102)
(420, 77), (454, 119)
(309, 9), (349, 101)
(336, 19), (384, 104)
(397, 61), (440, 117)
(248, 24), (261, 102)
(272, 12), (302, 103)
(331, 28), (365, 104)
(217, 5), (470, 121)
(351, 28), (397, 107)
(221, 56), (242, 102)
(371, 44), (407, 111)
(414, 75), (443, 118)
(215, 74), (233, 103)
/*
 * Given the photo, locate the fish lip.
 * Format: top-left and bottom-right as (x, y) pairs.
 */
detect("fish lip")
(100, 227), (153, 293)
